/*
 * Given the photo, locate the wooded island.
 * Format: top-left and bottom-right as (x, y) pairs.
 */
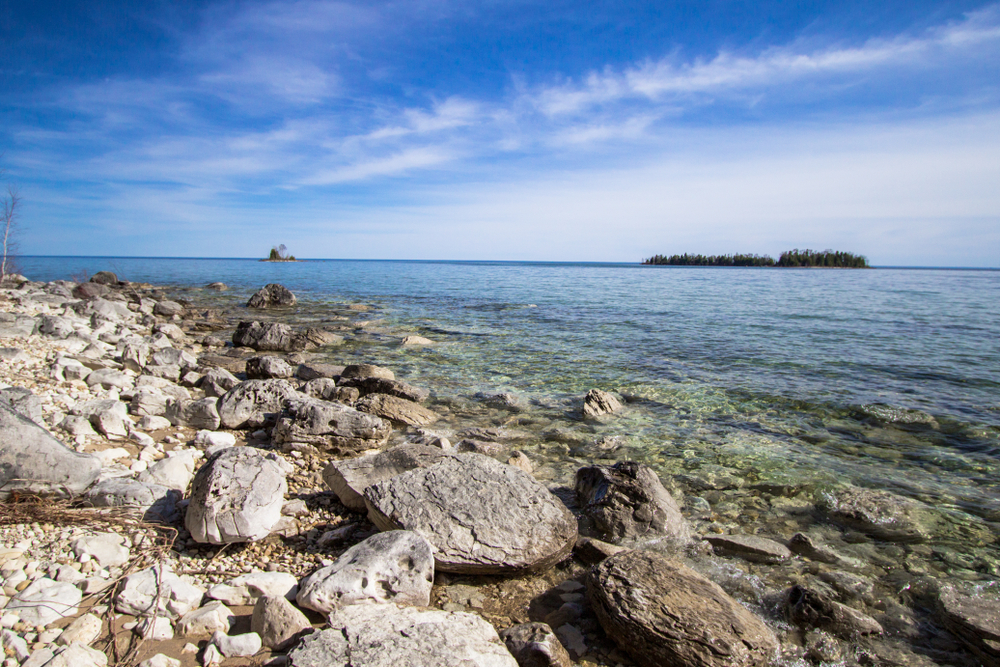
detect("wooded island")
(643, 249), (869, 268)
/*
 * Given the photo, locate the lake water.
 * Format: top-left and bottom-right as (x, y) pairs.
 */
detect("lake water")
(18, 256), (1000, 614)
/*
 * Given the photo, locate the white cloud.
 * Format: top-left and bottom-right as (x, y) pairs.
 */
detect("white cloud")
(299, 147), (454, 185)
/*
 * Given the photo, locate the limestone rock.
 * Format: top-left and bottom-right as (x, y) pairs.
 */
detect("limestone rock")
(323, 444), (449, 511)
(356, 393), (439, 426)
(297, 362), (344, 381)
(176, 600), (234, 637)
(211, 630), (262, 657)
(186, 447), (291, 544)
(340, 363), (394, 381)
(287, 604), (517, 667)
(154, 300), (184, 317)
(246, 356), (294, 379)
(703, 534), (792, 563)
(90, 271), (118, 285)
(500, 622), (572, 667)
(218, 379), (301, 429)
(575, 461), (689, 544)
(116, 563), (205, 619)
(582, 389), (622, 419)
(783, 585), (883, 638)
(7, 578), (82, 627)
(86, 478), (181, 522)
(139, 656), (181, 667)
(57, 612), (103, 646)
(247, 283), (296, 309)
(573, 537), (627, 564)
(199, 367), (241, 398)
(338, 377), (430, 403)
(818, 486), (935, 543)
(43, 643), (108, 667)
(296, 531), (434, 613)
(272, 398), (391, 453)
(0, 402), (102, 499)
(0, 387), (43, 424)
(138, 453), (197, 492)
(71, 532), (130, 568)
(233, 321), (305, 352)
(166, 397), (221, 430)
(364, 453), (577, 574)
(587, 550), (778, 667)
(251, 595), (312, 650)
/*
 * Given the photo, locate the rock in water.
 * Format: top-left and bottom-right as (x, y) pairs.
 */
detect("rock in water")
(783, 585), (883, 638)
(817, 486), (935, 543)
(247, 283), (297, 308)
(322, 444), (450, 511)
(355, 393), (439, 426)
(575, 461), (689, 544)
(500, 622), (572, 667)
(287, 604), (518, 667)
(582, 389), (622, 419)
(296, 531), (434, 613)
(0, 402), (101, 499)
(364, 453), (577, 574)
(937, 586), (1000, 667)
(587, 550), (778, 667)
(233, 321), (298, 351)
(186, 447), (291, 544)
(703, 534), (792, 563)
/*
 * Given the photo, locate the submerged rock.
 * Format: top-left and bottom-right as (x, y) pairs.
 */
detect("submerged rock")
(818, 486), (936, 543)
(703, 534), (792, 564)
(575, 461), (689, 544)
(356, 393), (439, 426)
(783, 584), (883, 638)
(937, 586), (1000, 667)
(587, 550), (777, 667)
(364, 453), (577, 574)
(582, 389), (622, 419)
(287, 605), (517, 667)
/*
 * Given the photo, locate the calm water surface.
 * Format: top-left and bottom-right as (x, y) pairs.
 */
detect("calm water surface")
(20, 258), (1000, 607)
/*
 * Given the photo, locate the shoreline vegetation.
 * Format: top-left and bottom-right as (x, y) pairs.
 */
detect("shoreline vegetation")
(643, 248), (870, 268)
(260, 244), (299, 263)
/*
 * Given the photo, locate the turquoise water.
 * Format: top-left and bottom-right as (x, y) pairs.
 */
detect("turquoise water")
(19, 256), (1000, 523)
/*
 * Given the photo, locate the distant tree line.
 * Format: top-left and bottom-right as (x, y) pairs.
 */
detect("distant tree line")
(642, 249), (869, 268)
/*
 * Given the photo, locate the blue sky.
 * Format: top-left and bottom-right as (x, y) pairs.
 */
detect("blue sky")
(2, 1), (999, 265)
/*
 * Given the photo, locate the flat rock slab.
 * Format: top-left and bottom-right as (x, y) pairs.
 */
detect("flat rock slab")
(7, 578), (82, 627)
(323, 444), (449, 511)
(575, 461), (689, 544)
(364, 453), (577, 574)
(186, 447), (291, 544)
(587, 549), (778, 667)
(296, 531), (434, 613)
(937, 587), (1000, 667)
(703, 534), (792, 563)
(818, 486), (936, 543)
(287, 604), (518, 667)
(0, 402), (102, 499)
(356, 393), (439, 426)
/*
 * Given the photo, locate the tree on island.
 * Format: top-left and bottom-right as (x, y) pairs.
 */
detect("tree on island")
(642, 249), (869, 268)
(267, 244), (296, 261)
(1, 167), (19, 279)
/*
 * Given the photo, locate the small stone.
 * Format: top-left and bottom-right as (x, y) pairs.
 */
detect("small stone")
(211, 630), (262, 657)
(176, 601), (233, 637)
(251, 595), (312, 650)
(56, 613), (103, 646)
(139, 655), (182, 667)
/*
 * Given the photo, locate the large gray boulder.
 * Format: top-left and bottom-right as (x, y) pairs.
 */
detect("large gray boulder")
(364, 453), (577, 574)
(217, 379), (301, 429)
(186, 447), (291, 544)
(86, 478), (181, 522)
(817, 486), (936, 543)
(272, 398), (391, 453)
(0, 387), (43, 425)
(233, 321), (299, 352)
(355, 393), (438, 427)
(166, 397), (221, 430)
(287, 605), (517, 667)
(296, 531), (434, 613)
(199, 367), (241, 398)
(340, 364), (394, 381)
(323, 444), (449, 511)
(247, 283), (296, 309)
(587, 550), (778, 667)
(575, 461), (689, 544)
(246, 356), (294, 379)
(0, 402), (101, 499)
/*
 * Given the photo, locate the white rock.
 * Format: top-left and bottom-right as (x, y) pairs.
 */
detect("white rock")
(201, 643), (223, 666)
(211, 630), (262, 657)
(92, 448), (130, 465)
(57, 613), (103, 646)
(176, 601), (233, 637)
(230, 572), (299, 602)
(6, 578), (82, 627)
(137, 415), (171, 430)
(138, 454), (196, 492)
(72, 533), (130, 568)
(137, 615), (174, 640)
(43, 642), (108, 667)
(0, 629), (29, 661)
(116, 563), (205, 619)
(193, 430), (236, 449)
(138, 654), (182, 667)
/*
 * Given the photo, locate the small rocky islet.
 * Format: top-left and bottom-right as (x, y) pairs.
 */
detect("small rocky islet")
(0, 273), (997, 667)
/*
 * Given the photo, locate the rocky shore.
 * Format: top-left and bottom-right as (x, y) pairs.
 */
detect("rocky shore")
(0, 272), (997, 667)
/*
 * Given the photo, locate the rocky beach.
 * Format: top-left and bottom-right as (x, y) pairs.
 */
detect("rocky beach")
(0, 270), (998, 667)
